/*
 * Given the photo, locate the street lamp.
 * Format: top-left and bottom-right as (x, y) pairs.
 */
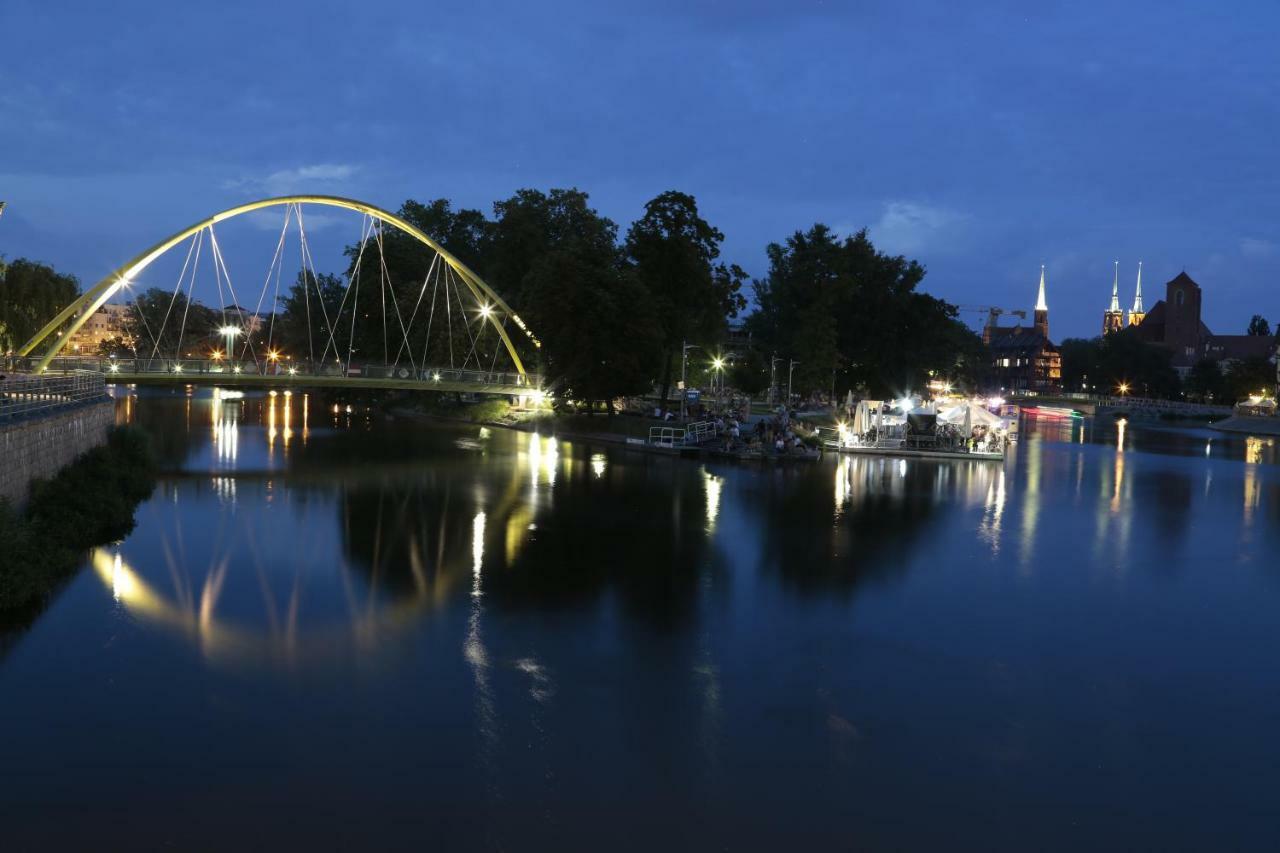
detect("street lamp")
(787, 360), (800, 408)
(711, 356), (726, 405)
(680, 340), (700, 421)
(1118, 382), (1130, 397)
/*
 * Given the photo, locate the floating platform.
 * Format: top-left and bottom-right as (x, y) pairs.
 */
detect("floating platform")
(824, 442), (1004, 462)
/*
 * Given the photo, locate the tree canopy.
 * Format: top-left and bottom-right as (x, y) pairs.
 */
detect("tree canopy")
(0, 257), (80, 353)
(624, 191), (746, 410)
(1057, 328), (1180, 398)
(747, 225), (983, 398)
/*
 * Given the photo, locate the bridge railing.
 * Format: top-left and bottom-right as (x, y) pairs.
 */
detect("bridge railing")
(0, 371), (109, 422)
(16, 356), (540, 390)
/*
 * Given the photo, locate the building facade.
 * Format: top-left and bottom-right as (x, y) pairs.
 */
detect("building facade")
(65, 303), (130, 354)
(988, 266), (1062, 391)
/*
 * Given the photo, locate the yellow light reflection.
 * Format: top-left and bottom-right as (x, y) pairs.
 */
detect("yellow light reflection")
(472, 511), (487, 596)
(703, 467), (723, 533)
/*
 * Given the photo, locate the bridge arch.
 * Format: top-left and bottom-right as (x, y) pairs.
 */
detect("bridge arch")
(18, 195), (540, 374)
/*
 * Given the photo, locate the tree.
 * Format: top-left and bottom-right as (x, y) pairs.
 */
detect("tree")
(125, 288), (218, 359)
(274, 271), (348, 364)
(728, 348), (770, 396)
(1223, 356), (1275, 402)
(1095, 327), (1180, 398)
(1184, 358), (1226, 403)
(1247, 314), (1271, 336)
(747, 225), (982, 398)
(1059, 337), (1102, 392)
(625, 191), (746, 413)
(487, 188), (620, 311)
(0, 258), (80, 353)
(521, 251), (661, 411)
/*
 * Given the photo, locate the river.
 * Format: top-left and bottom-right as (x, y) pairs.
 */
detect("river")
(2, 388), (1278, 850)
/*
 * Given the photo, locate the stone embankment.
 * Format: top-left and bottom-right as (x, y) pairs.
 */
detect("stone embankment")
(1, 373), (115, 507)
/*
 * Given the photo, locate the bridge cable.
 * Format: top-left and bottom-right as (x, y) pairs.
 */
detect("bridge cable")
(319, 214), (374, 368)
(147, 230), (201, 366)
(419, 251), (445, 370)
(247, 204), (294, 368)
(374, 224), (418, 373)
(394, 252), (440, 371)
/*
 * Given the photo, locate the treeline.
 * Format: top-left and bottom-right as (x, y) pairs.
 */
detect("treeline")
(6, 189), (986, 405)
(1060, 326), (1277, 403)
(268, 190), (982, 405)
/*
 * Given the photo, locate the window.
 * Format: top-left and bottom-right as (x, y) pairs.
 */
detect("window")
(1176, 289), (1184, 307)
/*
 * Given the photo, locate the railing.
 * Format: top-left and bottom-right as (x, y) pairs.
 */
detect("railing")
(0, 371), (109, 422)
(1013, 390), (1232, 416)
(648, 420), (719, 448)
(17, 356), (540, 390)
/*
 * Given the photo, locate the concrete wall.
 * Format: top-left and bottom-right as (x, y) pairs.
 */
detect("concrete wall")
(0, 401), (115, 508)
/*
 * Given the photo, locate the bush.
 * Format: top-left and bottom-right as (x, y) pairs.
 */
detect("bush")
(0, 426), (157, 612)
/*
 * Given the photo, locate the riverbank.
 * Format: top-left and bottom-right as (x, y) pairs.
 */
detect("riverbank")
(1209, 415), (1280, 436)
(0, 426), (158, 614)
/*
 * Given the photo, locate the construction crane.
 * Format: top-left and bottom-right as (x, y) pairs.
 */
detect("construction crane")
(956, 305), (1028, 343)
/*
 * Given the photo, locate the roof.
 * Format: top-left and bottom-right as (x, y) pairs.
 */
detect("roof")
(987, 325), (1055, 352)
(1203, 335), (1278, 362)
(1167, 271), (1201, 290)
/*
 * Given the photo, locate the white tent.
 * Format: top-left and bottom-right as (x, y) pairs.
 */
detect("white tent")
(938, 402), (1004, 430)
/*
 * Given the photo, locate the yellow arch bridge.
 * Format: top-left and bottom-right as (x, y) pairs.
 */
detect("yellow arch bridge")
(12, 195), (543, 397)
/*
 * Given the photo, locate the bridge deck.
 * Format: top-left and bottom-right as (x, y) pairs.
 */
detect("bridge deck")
(13, 358), (542, 397)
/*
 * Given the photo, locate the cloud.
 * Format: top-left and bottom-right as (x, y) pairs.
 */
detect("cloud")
(222, 163), (360, 196)
(1239, 237), (1277, 258)
(871, 201), (967, 255)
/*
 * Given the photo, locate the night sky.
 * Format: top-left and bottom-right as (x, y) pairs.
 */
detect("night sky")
(3, 0), (1277, 340)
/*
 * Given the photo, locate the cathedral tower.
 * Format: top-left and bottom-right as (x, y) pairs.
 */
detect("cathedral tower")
(1034, 265), (1050, 339)
(1103, 260), (1124, 334)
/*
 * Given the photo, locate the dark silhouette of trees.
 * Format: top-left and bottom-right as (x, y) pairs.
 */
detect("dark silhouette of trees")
(747, 225), (982, 397)
(0, 258), (80, 353)
(625, 191), (747, 413)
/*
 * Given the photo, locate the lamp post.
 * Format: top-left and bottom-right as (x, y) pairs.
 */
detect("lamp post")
(680, 340), (699, 421)
(769, 354), (780, 405)
(787, 360), (800, 408)
(711, 356), (725, 405)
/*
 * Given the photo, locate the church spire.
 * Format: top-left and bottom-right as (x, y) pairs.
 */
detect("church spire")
(1103, 260), (1125, 334)
(1033, 265), (1050, 339)
(1127, 261), (1146, 327)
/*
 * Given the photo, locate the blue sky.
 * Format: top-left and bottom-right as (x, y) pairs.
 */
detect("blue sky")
(2, 0), (1278, 340)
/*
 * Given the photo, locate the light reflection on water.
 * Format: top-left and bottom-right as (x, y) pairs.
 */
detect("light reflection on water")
(3, 389), (1280, 850)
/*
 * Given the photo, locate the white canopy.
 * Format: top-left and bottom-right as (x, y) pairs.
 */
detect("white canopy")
(938, 402), (1004, 429)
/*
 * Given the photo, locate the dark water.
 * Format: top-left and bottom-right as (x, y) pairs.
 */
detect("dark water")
(2, 391), (1279, 851)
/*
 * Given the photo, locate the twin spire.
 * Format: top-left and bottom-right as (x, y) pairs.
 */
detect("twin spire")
(1100, 261), (1145, 333)
(1035, 264), (1048, 311)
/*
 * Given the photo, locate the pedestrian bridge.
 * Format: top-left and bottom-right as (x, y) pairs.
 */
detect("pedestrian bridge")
(11, 195), (545, 398)
(23, 357), (542, 397)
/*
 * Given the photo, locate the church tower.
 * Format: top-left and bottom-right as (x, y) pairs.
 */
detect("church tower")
(1103, 260), (1124, 334)
(1034, 265), (1050, 339)
(1127, 261), (1145, 326)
